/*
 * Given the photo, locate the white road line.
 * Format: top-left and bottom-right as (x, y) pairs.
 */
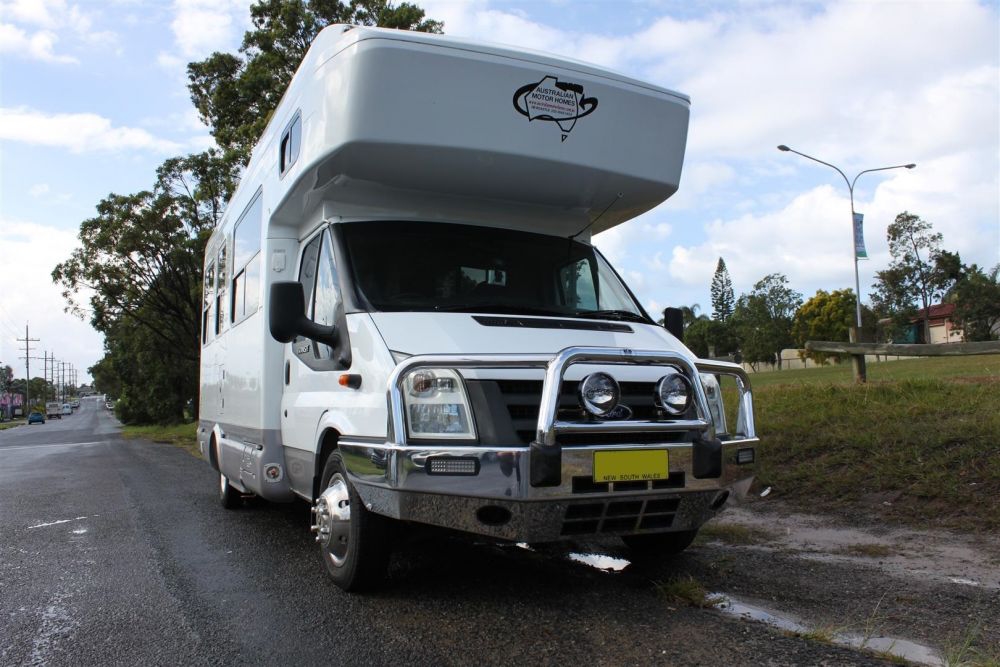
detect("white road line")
(0, 440), (108, 452)
(28, 516), (88, 529)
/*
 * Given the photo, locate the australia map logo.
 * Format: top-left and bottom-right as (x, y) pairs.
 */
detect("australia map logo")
(512, 75), (598, 141)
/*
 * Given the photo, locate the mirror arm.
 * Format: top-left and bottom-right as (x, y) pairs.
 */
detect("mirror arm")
(298, 317), (338, 348)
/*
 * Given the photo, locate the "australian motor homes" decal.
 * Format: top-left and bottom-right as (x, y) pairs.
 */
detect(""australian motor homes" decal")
(513, 75), (598, 141)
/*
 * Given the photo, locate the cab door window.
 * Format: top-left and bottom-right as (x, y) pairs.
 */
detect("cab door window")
(293, 229), (349, 370)
(312, 231), (342, 361)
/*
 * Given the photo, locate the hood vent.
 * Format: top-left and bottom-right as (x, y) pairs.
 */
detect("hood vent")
(473, 316), (632, 333)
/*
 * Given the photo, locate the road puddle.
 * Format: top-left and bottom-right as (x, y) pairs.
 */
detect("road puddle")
(567, 552), (631, 572)
(27, 516), (88, 529)
(714, 594), (943, 666)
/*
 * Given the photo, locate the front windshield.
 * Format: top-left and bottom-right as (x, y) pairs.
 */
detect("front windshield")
(342, 221), (647, 321)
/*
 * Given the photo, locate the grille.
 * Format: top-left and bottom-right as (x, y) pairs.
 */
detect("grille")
(561, 497), (680, 536)
(493, 379), (690, 445)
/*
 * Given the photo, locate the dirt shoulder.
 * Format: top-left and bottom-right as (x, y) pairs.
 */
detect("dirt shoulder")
(683, 497), (999, 664)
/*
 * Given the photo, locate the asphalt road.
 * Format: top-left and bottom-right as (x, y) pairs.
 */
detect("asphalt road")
(1, 399), (899, 666)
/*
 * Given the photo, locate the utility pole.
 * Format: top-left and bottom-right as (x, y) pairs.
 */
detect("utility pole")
(17, 325), (40, 413)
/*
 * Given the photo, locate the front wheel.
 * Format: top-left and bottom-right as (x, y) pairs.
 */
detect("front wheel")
(313, 452), (391, 591)
(622, 529), (698, 556)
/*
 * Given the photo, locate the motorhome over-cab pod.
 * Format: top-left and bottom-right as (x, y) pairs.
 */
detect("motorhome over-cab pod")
(268, 25), (690, 236)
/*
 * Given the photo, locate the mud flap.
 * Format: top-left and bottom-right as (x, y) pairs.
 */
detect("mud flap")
(529, 442), (561, 487)
(692, 436), (723, 479)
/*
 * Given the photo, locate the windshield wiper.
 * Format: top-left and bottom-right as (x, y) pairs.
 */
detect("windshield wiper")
(574, 309), (652, 323)
(433, 304), (569, 317)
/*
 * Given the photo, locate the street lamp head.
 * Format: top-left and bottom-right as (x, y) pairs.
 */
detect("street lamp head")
(777, 145), (790, 152)
(905, 163), (916, 169)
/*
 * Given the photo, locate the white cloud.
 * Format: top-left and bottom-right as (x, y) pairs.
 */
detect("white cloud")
(168, 0), (249, 60)
(0, 107), (182, 154)
(0, 218), (103, 384)
(28, 183), (50, 197)
(0, 0), (120, 60)
(0, 22), (77, 63)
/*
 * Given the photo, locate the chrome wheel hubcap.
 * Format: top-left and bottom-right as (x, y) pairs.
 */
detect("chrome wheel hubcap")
(312, 474), (351, 567)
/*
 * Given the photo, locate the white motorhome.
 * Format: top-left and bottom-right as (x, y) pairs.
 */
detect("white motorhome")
(199, 25), (758, 590)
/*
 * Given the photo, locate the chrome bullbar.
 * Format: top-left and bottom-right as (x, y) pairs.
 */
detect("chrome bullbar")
(386, 346), (758, 487)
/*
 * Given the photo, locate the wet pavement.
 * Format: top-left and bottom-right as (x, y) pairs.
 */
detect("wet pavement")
(2, 400), (996, 665)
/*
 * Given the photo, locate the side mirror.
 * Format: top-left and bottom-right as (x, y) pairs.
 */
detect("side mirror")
(662, 307), (684, 342)
(269, 281), (338, 347)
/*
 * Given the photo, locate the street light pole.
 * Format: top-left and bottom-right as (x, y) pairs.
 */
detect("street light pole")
(777, 145), (915, 382)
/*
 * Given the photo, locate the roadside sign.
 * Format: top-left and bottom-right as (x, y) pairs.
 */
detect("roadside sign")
(853, 212), (867, 259)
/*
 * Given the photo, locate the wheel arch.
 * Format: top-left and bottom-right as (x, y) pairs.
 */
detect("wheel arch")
(208, 424), (226, 472)
(313, 428), (341, 501)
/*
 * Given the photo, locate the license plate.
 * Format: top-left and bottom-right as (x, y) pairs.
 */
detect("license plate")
(593, 449), (669, 483)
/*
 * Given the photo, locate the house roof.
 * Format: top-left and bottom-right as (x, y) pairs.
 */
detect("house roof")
(911, 302), (956, 322)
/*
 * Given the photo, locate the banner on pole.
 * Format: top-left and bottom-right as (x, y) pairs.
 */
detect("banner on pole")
(853, 212), (867, 259)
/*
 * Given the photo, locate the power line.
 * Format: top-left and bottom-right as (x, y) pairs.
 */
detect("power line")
(17, 325), (40, 410)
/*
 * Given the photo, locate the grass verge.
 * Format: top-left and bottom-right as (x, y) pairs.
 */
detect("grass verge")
(654, 575), (724, 608)
(0, 419), (26, 431)
(733, 354), (1000, 533)
(121, 422), (200, 458)
(696, 522), (777, 545)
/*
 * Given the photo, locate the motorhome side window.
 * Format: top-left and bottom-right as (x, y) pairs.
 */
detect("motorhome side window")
(231, 192), (263, 324)
(279, 112), (301, 176)
(215, 241), (228, 335)
(202, 260), (215, 345)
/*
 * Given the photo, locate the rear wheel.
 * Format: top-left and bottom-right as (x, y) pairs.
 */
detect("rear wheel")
(219, 472), (242, 509)
(313, 452), (391, 591)
(214, 438), (242, 509)
(622, 529), (698, 556)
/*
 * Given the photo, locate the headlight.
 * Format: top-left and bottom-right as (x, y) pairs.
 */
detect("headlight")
(699, 372), (727, 433)
(655, 367), (692, 416)
(578, 372), (620, 417)
(404, 369), (476, 439)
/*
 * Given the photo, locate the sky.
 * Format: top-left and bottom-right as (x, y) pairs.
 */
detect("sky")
(1, 0), (998, 384)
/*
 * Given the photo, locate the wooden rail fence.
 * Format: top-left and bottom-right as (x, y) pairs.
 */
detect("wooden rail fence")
(805, 335), (1000, 383)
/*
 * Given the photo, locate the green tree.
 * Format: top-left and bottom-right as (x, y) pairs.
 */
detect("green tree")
(680, 303), (709, 329)
(53, 151), (237, 424)
(188, 0), (443, 162)
(9, 377), (52, 411)
(710, 257), (734, 322)
(870, 212), (957, 342)
(683, 318), (711, 358)
(0, 364), (12, 393)
(792, 289), (876, 364)
(731, 273), (802, 369)
(952, 264), (1000, 341)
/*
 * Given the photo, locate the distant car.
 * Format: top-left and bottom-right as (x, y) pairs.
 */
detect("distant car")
(71, 400), (80, 408)
(28, 412), (45, 424)
(62, 403), (72, 416)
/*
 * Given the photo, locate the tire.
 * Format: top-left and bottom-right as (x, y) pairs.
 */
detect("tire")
(622, 529), (698, 557)
(314, 452), (391, 591)
(215, 438), (242, 510)
(219, 471), (243, 509)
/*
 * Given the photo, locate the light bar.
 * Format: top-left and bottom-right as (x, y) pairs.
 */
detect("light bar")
(426, 457), (479, 476)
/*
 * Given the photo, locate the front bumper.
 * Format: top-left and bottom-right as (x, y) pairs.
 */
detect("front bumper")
(342, 346), (759, 542)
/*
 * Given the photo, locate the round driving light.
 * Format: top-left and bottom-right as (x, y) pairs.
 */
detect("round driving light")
(578, 372), (620, 417)
(655, 369), (692, 416)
